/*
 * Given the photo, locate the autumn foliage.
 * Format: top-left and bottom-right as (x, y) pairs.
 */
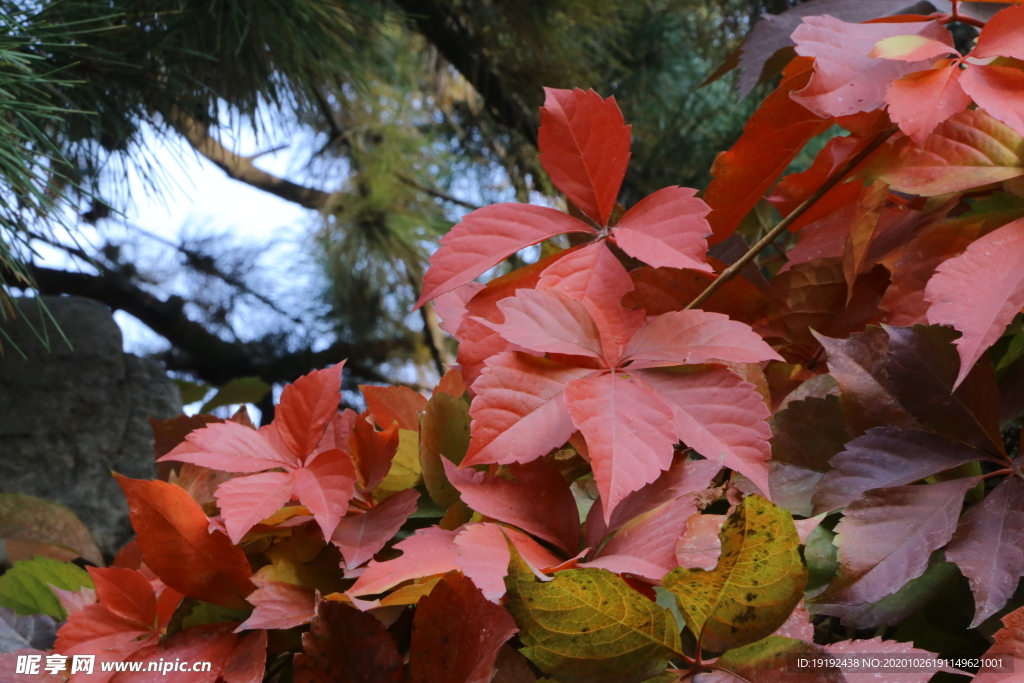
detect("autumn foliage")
(7, 2), (1024, 682)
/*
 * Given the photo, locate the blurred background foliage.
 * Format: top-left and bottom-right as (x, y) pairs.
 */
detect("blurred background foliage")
(0, 0), (795, 406)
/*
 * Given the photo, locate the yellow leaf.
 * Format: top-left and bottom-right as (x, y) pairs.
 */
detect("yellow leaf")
(663, 495), (807, 653)
(372, 429), (422, 501)
(505, 543), (682, 683)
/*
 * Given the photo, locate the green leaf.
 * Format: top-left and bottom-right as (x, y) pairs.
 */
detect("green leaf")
(181, 600), (252, 629)
(199, 376), (271, 413)
(419, 392), (471, 508)
(174, 379), (210, 406)
(663, 495), (807, 653)
(0, 493), (103, 565)
(0, 557), (93, 619)
(804, 523), (839, 592)
(712, 636), (845, 682)
(372, 429), (422, 501)
(505, 544), (682, 683)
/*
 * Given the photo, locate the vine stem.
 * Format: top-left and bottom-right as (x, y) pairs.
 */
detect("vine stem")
(685, 124), (900, 311)
(949, 1), (987, 30)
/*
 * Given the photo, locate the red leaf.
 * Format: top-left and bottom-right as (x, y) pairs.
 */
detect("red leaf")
(961, 64), (1024, 139)
(945, 476), (1024, 627)
(409, 572), (518, 683)
(361, 385), (427, 432)
(416, 204), (596, 307)
(812, 427), (985, 513)
(486, 288), (605, 359)
(222, 630), (268, 683)
(160, 421), (297, 472)
(453, 524), (561, 601)
(564, 372), (677, 521)
(87, 567), (158, 627)
(585, 495), (697, 581)
(216, 471), (296, 544)
(790, 16), (952, 117)
(348, 527), (460, 598)
(971, 4), (1024, 60)
(238, 580), (316, 631)
(351, 418), (401, 492)
(463, 352), (593, 467)
(623, 309), (782, 369)
(610, 186), (712, 271)
(585, 455), (724, 549)
(633, 366), (773, 497)
(292, 448), (357, 540)
(313, 409), (357, 453)
(975, 605), (1024, 683)
(293, 599), (405, 683)
(276, 363), (344, 460)
(773, 601), (814, 643)
(821, 477), (981, 604)
(703, 59), (832, 244)
(114, 475), (255, 610)
(537, 241), (646, 365)
(871, 109), (1024, 196)
(436, 369), (467, 398)
(109, 625), (238, 683)
(435, 283), (483, 336)
(442, 458), (579, 555)
(538, 88), (631, 226)
(926, 217), (1024, 388)
(886, 62), (972, 144)
(332, 489), (420, 570)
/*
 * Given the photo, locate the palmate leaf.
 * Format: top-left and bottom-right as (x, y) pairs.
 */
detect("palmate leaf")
(293, 599), (404, 683)
(887, 63), (972, 145)
(505, 546), (682, 683)
(926, 217), (1024, 388)
(610, 186), (712, 272)
(0, 557), (93, 619)
(331, 489), (420, 571)
(663, 495), (807, 653)
(487, 288), (605, 359)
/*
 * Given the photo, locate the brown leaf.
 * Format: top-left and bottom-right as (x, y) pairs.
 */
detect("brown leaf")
(293, 598), (406, 683)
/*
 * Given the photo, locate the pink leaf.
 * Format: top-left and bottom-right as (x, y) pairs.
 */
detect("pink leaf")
(961, 63), (1024, 139)
(416, 204), (596, 307)
(313, 409), (357, 454)
(624, 309), (782, 368)
(348, 527), (460, 598)
(975, 605), (1024, 683)
(634, 365), (773, 497)
(611, 186), (713, 272)
(823, 477), (982, 604)
(791, 16), (954, 117)
(579, 557), (671, 583)
(869, 35), (958, 61)
(454, 524), (562, 602)
(585, 455), (724, 549)
(926, 217), (1024, 388)
(292, 448), (357, 541)
(435, 283), (484, 336)
(564, 372), (678, 522)
(675, 513), (726, 570)
(52, 586), (97, 616)
(945, 476), (1024, 627)
(586, 495), (697, 581)
(215, 472), (296, 544)
(160, 421), (297, 473)
(971, 4), (1024, 61)
(486, 288), (605, 359)
(537, 240), (646, 366)
(824, 638), (958, 683)
(886, 63), (972, 144)
(538, 88), (631, 226)
(463, 352), (593, 467)
(331, 489), (420, 570)
(773, 601), (814, 642)
(238, 580), (316, 631)
(442, 458), (580, 555)
(276, 363), (344, 461)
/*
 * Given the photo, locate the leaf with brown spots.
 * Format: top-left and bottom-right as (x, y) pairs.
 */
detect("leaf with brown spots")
(409, 572), (518, 683)
(699, 636), (845, 683)
(504, 544), (682, 683)
(663, 495), (807, 653)
(293, 598), (405, 683)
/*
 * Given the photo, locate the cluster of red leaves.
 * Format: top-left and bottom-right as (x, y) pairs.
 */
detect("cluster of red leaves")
(23, 3), (1024, 682)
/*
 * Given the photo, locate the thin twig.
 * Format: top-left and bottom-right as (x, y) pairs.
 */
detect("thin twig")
(399, 176), (482, 211)
(685, 124), (899, 311)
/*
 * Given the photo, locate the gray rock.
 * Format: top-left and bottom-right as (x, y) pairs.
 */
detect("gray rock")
(0, 297), (181, 559)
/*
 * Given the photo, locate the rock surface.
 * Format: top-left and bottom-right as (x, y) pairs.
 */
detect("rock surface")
(0, 297), (181, 559)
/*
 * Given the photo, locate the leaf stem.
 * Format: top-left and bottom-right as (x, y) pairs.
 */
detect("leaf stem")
(948, 2), (987, 30)
(685, 124), (899, 311)
(982, 468), (1012, 480)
